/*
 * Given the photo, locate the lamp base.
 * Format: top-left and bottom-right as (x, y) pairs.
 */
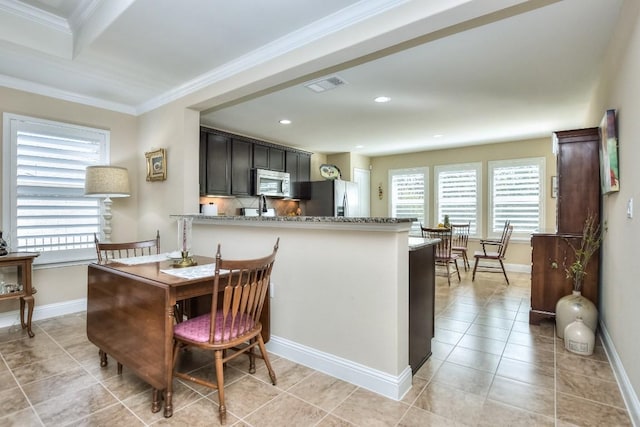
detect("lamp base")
(173, 251), (197, 268)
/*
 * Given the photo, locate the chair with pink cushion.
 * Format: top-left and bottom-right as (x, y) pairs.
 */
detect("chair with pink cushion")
(169, 239), (279, 424)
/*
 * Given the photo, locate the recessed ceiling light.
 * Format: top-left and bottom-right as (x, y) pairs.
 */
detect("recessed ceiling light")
(355, 145), (364, 149)
(433, 134), (443, 138)
(374, 96), (391, 103)
(279, 119), (291, 125)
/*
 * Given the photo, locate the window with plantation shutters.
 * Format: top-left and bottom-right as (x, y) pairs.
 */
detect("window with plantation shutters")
(435, 163), (481, 237)
(488, 158), (545, 239)
(3, 114), (109, 265)
(389, 167), (428, 235)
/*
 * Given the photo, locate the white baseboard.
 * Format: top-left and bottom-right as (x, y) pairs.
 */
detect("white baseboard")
(0, 298), (86, 329)
(599, 320), (640, 426)
(506, 262), (531, 273)
(266, 335), (413, 401)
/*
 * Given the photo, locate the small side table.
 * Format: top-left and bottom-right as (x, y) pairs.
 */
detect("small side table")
(0, 252), (40, 337)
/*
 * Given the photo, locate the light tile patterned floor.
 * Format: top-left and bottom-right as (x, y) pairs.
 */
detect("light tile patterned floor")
(0, 270), (632, 426)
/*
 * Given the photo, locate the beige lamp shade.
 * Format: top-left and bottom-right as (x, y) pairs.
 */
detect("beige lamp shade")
(84, 166), (131, 197)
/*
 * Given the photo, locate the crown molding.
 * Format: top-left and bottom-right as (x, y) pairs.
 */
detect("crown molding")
(67, 0), (102, 32)
(0, 0), (70, 34)
(0, 74), (136, 115)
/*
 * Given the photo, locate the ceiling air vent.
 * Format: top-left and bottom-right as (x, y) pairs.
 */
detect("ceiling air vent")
(304, 75), (347, 93)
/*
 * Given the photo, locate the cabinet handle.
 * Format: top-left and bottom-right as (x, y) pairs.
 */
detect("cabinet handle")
(550, 260), (558, 269)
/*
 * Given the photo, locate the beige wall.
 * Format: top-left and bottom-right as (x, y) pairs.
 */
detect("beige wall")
(136, 103), (201, 246)
(326, 152), (371, 182)
(370, 137), (558, 267)
(585, 0), (640, 410)
(0, 87), (138, 312)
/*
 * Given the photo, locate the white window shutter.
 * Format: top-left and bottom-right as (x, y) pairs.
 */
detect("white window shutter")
(4, 114), (109, 264)
(435, 164), (481, 236)
(489, 158), (544, 237)
(389, 168), (428, 234)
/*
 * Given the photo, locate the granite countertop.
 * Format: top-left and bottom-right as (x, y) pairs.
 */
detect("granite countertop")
(171, 214), (416, 232)
(172, 214), (415, 224)
(408, 237), (440, 250)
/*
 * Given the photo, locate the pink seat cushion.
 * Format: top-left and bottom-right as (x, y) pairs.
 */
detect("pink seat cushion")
(174, 311), (255, 343)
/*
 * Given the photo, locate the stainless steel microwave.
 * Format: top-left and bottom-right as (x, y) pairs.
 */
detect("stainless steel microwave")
(253, 168), (290, 197)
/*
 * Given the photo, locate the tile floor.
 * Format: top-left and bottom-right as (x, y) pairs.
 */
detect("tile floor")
(0, 270), (632, 426)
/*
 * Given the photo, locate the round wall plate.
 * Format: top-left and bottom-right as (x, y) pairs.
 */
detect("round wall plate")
(320, 164), (341, 180)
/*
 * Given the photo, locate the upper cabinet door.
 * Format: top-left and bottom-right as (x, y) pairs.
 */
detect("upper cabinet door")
(253, 144), (269, 170)
(202, 131), (230, 196)
(253, 144), (285, 172)
(269, 148), (285, 171)
(231, 138), (252, 196)
(285, 151), (311, 199)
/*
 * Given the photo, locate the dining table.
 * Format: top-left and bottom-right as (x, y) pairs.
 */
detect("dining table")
(86, 253), (270, 417)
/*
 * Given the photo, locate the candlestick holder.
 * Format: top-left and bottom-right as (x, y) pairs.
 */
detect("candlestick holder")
(174, 217), (197, 268)
(173, 250), (197, 268)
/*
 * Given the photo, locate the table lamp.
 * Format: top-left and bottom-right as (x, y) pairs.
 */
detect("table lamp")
(84, 166), (130, 242)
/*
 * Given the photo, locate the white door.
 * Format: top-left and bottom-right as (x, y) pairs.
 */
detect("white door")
(353, 167), (370, 217)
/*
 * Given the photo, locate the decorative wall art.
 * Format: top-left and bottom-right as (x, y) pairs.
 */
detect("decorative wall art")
(145, 148), (167, 181)
(599, 109), (619, 194)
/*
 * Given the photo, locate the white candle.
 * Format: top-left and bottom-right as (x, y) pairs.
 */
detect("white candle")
(182, 219), (187, 252)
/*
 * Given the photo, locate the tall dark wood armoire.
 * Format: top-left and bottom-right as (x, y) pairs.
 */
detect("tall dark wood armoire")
(529, 128), (601, 324)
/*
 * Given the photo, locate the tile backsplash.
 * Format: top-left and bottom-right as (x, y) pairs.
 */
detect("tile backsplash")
(199, 196), (301, 217)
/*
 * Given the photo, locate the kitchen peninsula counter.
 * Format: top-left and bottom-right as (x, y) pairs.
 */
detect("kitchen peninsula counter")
(174, 214), (414, 232)
(179, 213), (432, 401)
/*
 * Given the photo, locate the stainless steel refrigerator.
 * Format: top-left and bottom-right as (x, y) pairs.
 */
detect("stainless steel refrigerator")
(303, 179), (359, 217)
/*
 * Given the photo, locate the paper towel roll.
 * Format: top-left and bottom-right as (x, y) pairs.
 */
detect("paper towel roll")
(202, 203), (218, 216)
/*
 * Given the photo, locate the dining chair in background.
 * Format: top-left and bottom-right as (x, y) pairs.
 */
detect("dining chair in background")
(94, 230), (160, 264)
(422, 227), (461, 286)
(450, 222), (471, 271)
(169, 239), (279, 424)
(472, 224), (514, 285)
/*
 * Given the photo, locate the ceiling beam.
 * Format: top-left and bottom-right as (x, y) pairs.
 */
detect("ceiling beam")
(0, 0), (72, 58)
(71, 0), (138, 58)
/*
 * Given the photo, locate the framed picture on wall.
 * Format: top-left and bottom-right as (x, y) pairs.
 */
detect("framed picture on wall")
(599, 109), (619, 194)
(145, 148), (167, 181)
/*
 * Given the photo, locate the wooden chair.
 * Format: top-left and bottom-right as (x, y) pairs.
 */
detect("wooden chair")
(483, 220), (511, 246)
(169, 239), (279, 424)
(422, 227), (460, 286)
(450, 222), (470, 271)
(94, 230), (160, 263)
(472, 224), (514, 285)
(94, 231), (162, 374)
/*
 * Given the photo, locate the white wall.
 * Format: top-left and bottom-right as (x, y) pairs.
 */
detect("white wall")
(188, 220), (412, 399)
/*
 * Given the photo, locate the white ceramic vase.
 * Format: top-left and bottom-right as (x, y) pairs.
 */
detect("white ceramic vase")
(564, 317), (595, 356)
(555, 290), (597, 339)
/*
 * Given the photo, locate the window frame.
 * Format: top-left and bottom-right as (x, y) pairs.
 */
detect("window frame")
(388, 167), (429, 235)
(2, 113), (110, 266)
(487, 157), (545, 241)
(434, 162), (482, 238)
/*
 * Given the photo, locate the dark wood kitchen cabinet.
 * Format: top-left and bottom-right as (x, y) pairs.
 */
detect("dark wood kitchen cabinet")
(529, 127), (601, 324)
(285, 150), (311, 199)
(200, 130), (230, 196)
(254, 143), (285, 172)
(231, 138), (252, 196)
(200, 126), (312, 197)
